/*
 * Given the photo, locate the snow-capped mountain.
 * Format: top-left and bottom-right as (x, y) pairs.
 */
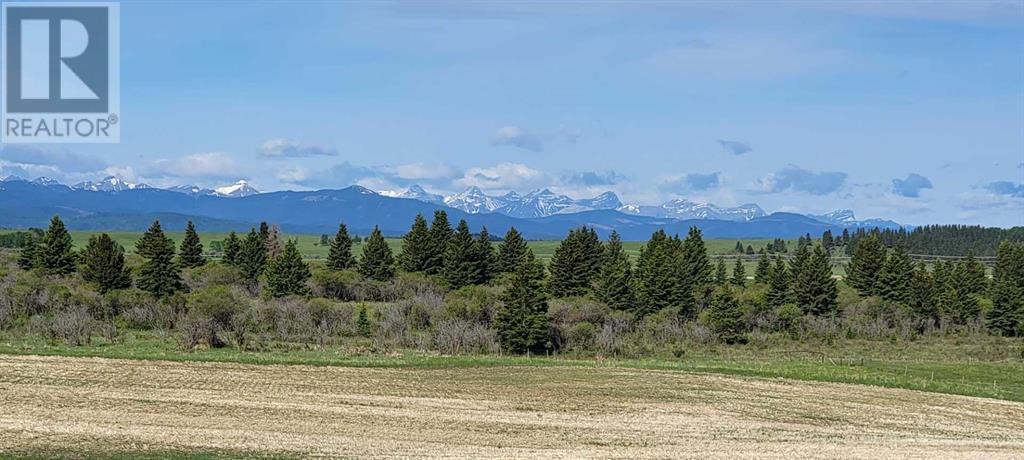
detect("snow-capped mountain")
(167, 185), (218, 197)
(1, 175), (27, 182)
(31, 177), (66, 188)
(389, 185), (624, 218)
(619, 199), (766, 222)
(394, 184), (445, 204)
(443, 186), (510, 214)
(214, 180), (260, 198)
(809, 209), (902, 229)
(73, 176), (151, 192)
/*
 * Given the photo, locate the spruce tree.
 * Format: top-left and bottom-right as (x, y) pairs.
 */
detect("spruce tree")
(326, 223), (355, 270)
(259, 222), (270, 243)
(955, 254), (988, 297)
(265, 239), (311, 297)
(754, 249), (772, 284)
(238, 228), (268, 283)
(593, 231), (635, 311)
(80, 233), (132, 294)
(715, 258), (728, 285)
(878, 245), (913, 304)
(425, 210), (453, 275)
(907, 263), (938, 322)
(730, 258), (746, 287)
(38, 215), (76, 275)
(495, 227), (529, 273)
(357, 305), (372, 337)
(359, 226), (395, 281)
(443, 220), (483, 289)
(987, 279), (1023, 336)
(135, 220), (181, 298)
(17, 234), (39, 270)
(766, 256), (790, 308)
(792, 246), (837, 316)
(821, 230), (834, 252)
(846, 233), (886, 297)
(788, 241), (811, 283)
(705, 285), (746, 343)
(493, 250), (550, 354)
(399, 214), (431, 273)
(547, 227), (603, 298)
(734, 241), (744, 254)
(681, 226), (713, 289)
(634, 230), (686, 316)
(178, 220), (205, 268)
(265, 224), (284, 260)
(475, 226), (494, 284)
(222, 231), (241, 266)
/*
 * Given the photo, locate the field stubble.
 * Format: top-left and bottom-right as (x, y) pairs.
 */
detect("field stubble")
(0, 355), (1022, 459)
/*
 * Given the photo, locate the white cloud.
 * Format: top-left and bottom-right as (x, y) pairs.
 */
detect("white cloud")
(148, 152), (240, 179)
(260, 138), (338, 158)
(456, 162), (552, 191)
(491, 126), (543, 152)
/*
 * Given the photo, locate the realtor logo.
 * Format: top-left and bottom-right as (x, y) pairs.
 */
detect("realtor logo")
(2, 2), (119, 143)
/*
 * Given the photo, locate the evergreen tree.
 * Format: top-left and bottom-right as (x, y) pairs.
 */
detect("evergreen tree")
(399, 214), (431, 272)
(222, 231), (241, 266)
(259, 222), (270, 243)
(475, 226), (494, 284)
(547, 227), (603, 298)
(38, 215), (76, 275)
(821, 230), (834, 252)
(495, 227), (529, 273)
(356, 305), (372, 337)
(766, 256), (790, 308)
(847, 233), (886, 297)
(359, 226), (395, 281)
(178, 220), (205, 268)
(634, 230), (686, 316)
(265, 224), (284, 260)
(730, 258), (746, 287)
(754, 249), (772, 284)
(135, 220), (181, 298)
(878, 245), (913, 304)
(734, 241), (745, 254)
(745, 245), (755, 255)
(326, 223), (356, 271)
(443, 220), (483, 289)
(793, 246), (837, 315)
(594, 231), (635, 311)
(939, 285), (979, 326)
(987, 279), (1023, 336)
(788, 240), (811, 282)
(17, 235), (39, 270)
(80, 233), (132, 294)
(238, 228), (268, 283)
(494, 250), (550, 354)
(907, 263), (938, 323)
(705, 285), (746, 343)
(681, 226), (713, 289)
(715, 258), (728, 285)
(265, 239), (311, 297)
(425, 210), (452, 275)
(955, 254), (988, 297)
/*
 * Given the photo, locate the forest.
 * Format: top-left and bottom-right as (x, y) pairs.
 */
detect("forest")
(1, 213), (1023, 356)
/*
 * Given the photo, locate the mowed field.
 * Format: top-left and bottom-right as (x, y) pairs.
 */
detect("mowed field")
(0, 355), (1021, 459)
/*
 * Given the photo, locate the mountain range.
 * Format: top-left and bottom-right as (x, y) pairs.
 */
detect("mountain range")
(0, 175), (903, 239)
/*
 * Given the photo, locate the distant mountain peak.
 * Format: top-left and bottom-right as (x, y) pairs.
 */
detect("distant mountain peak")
(214, 180), (259, 198)
(74, 176), (151, 192)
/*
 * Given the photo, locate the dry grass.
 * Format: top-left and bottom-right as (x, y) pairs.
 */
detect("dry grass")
(0, 355), (1022, 459)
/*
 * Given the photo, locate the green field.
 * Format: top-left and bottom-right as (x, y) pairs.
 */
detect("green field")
(2, 230), (777, 263)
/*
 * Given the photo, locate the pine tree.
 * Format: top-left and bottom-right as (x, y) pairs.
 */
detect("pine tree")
(425, 210), (453, 275)
(494, 250), (550, 354)
(359, 226), (395, 281)
(705, 285), (746, 343)
(681, 226), (713, 289)
(955, 254), (988, 297)
(846, 233), (886, 297)
(754, 249), (772, 284)
(326, 223), (355, 270)
(222, 231), (241, 266)
(766, 256), (790, 308)
(178, 220), (205, 268)
(987, 278), (1023, 336)
(906, 262), (936, 322)
(878, 245), (913, 304)
(135, 220), (181, 298)
(356, 305), (372, 337)
(594, 231), (635, 311)
(793, 246), (837, 316)
(38, 215), (76, 275)
(238, 228), (268, 283)
(789, 241), (811, 282)
(634, 230), (686, 316)
(265, 239), (311, 297)
(939, 285), (979, 326)
(495, 227), (529, 273)
(730, 258), (746, 287)
(734, 241), (744, 254)
(715, 258), (728, 285)
(259, 222), (270, 243)
(475, 226), (494, 284)
(547, 227), (603, 298)
(265, 224), (284, 260)
(399, 214), (431, 273)
(443, 220), (483, 289)
(821, 230), (834, 252)
(80, 233), (132, 294)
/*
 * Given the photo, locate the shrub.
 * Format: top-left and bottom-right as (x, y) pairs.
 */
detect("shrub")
(183, 262), (245, 291)
(433, 318), (499, 354)
(51, 306), (94, 346)
(443, 285), (499, 323)
(311, 269), (359, 300)
(566, 321), (597, 352)
(183, 286), (247, 347)
(775, 303), (804, 332)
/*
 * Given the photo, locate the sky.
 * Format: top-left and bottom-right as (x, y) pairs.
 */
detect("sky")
(1, 0), (1023, 227)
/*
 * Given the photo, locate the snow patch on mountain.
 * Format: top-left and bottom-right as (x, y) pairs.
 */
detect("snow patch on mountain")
(214, 180), (259, 198)
(74, 176), (151, 192)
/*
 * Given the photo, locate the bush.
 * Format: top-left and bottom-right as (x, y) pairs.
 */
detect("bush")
(433, 318), (499, 354)
(311, 269), (360, 300)
(182, 286), (248, 347)
(566, 321), (597, 352)
(183, 262), (245, 291)
(50, 306), (94, 346)
(443, 285), (499, 324)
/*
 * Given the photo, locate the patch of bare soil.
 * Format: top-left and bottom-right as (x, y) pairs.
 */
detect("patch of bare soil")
(0, 355), (1022, 458)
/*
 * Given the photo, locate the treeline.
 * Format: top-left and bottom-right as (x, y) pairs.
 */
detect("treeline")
(2, 213), (1023, 357)
(843, 225), (1024, 257)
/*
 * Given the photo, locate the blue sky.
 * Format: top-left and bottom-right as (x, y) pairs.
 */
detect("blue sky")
(1, 1), (1023, 226)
